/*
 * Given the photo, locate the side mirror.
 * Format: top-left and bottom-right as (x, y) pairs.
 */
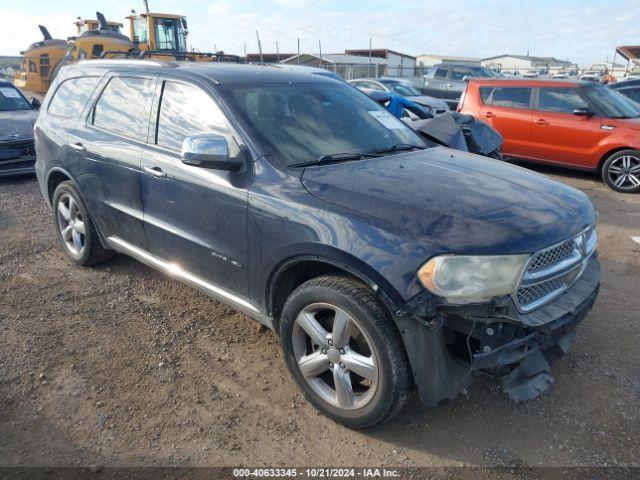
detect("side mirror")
(31, 97), (41, 109)
(573, 108), (593, 117)
(462, 75), (471, 82)
(180, 134), (243, 171)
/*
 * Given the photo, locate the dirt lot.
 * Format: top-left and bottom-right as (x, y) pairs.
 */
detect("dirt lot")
(0, 165), (639, 476)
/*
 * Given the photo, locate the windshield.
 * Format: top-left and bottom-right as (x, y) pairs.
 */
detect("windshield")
(154, 18), (187, 51)
(383, 81), (421, 96)
(582, 84), (640, 119)
(0, 85), (32, 111)
(221, 82), (428, 167)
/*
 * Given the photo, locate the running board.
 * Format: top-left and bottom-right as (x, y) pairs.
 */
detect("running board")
(106, 236), (274, 330)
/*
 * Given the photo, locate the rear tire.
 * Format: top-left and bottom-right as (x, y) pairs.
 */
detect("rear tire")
(279, 275), (412, 428)
(52, 181), (113, 266)
(601, 150), (640, 193)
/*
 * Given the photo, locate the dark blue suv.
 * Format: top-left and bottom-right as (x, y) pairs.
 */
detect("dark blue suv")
(35, 61), (600, 427)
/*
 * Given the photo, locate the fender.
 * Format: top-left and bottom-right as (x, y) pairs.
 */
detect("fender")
(595, 143), (639, 169)
(265, 245), (406, 319)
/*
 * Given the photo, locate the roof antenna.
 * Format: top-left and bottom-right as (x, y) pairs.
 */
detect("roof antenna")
(143, 0), (150, 13)
(96, 12), (108, 30)
(256, 30), (263, 64)
(39, 25), (52, 40)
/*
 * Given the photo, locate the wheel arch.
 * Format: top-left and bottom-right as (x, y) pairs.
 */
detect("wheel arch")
(597, 146), (638, 172)
(46, 167), (77, 204)
(46, 167), (109, 248)
(266, 251), (404, 329)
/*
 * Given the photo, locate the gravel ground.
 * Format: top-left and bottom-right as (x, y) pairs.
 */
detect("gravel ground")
(0, 165), (638, 478)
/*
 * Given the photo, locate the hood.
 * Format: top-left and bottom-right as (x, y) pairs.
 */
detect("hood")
(301, 147), (597, 255)
(0, 109), (38, 142)
(407, 95), (449, 111)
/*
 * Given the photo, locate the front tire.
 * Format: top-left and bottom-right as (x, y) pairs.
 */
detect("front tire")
(279, 275), (412, 428)
(601, 150), (640, 193)
(52, 181), (113, 265)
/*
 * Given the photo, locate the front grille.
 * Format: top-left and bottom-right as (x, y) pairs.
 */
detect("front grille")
(515, 227), (596, 312)
(526, 240), (575, 273)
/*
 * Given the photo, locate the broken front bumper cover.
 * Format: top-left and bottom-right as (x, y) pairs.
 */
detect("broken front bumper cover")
(396, 255), (600, 406)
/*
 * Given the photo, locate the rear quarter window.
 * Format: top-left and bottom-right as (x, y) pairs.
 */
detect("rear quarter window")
(486, 87), (532, 109)
(47, 77), (99, 118)
(479, 86), (494, 103)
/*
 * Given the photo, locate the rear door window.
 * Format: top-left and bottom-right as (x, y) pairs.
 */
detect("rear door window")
(487, 87), (532, 109)
(92, 76), (155, 141)
(47, 77), (99, 118)
(538, 87), (588, 113)
(434, 68), (448, 80)
(155, 81), (239, 155)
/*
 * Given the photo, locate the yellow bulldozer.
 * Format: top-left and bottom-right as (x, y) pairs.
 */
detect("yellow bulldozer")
(15, 4), (239, 93)
(14, 26), (68, 93)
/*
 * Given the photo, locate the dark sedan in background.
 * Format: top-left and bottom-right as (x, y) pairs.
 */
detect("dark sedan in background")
(609, 78), (640, 105)
(419, 64), (502, 108)
(0, 80), (40, 177)
(349, 77), (449, 115)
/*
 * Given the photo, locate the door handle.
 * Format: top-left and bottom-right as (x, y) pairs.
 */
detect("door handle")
(534, 118), (550, 125)
(143, 166), (167, 178)
(69, 142), (86, 152)
(483, 112), (496, 118)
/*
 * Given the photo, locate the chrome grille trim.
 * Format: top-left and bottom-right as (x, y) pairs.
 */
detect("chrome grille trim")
(514, 226), (597, 313)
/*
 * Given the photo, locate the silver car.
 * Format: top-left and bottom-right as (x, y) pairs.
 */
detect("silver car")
(349, 77), (449, 115)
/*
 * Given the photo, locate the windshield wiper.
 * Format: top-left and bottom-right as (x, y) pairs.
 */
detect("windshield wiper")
(368, 143), (427, 155)
(289, 152), (382, 168)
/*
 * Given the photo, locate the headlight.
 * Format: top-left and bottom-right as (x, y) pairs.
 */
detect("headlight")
(418, 254), (529, 304)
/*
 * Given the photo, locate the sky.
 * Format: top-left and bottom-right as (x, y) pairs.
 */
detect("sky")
(2, 0), (638, 66)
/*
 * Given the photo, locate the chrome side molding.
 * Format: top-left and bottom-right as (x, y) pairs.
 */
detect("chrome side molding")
(106, 236), (274, 330)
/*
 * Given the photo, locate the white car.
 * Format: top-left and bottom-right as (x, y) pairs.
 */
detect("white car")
(580, 71), (603, 82)
(348, 77), (449, 115)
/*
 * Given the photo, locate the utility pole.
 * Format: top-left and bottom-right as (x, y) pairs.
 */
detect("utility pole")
(297, 38), (300, 64)
(369, 37), (372, 77)
(143, 0), (149, 13)
(243, 42), (246, 58)
(276, 41), (280, 62)
(256, 30), (263, 64)
(318, 39), (323, 64)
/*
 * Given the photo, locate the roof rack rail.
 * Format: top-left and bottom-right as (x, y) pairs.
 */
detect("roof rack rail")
(92, 55), (171, 67)
(139, 50), (242, 63)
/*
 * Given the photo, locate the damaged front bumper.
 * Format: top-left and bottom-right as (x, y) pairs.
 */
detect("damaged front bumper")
(395, 255), (600, 406)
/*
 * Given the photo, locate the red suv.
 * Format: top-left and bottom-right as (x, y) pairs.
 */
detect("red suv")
(459, 79), (640, 192)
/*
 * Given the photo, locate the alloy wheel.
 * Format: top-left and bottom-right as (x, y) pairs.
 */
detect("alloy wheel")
(607, 155), (640, 190)
(292, 303), (379, 410)
(57, 193), (86, 256)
